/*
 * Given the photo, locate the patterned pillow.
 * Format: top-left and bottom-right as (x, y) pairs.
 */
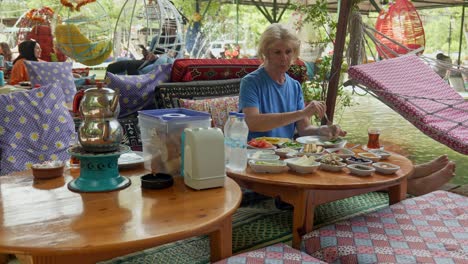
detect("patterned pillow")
(106, 63), (172, 118)
(24, 61), (76, 104)
(179, 96), (239, 129)
(0, 83), (76, 175)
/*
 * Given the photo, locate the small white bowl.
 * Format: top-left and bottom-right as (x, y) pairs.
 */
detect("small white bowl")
(347, 164), (375, 176)
(247, 153), (280, 161)
(320, 161), (347, 172)
(248, 159), (289, 174)
(358, 152), (381, 162)
(284, 157), (320, 174)
(368, 149), (391, 160)
(346, 156), (373, 165)
(325, 148), (355, 159)
(275, 147), (298, 158)
(373, 162), (400, 175)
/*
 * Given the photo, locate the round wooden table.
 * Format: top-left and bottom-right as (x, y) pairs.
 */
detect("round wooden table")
(227, 151), (413, 249)
(0, 166), (242, 264)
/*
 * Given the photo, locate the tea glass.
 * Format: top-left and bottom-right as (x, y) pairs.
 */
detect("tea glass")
(367, 127), (381, 149)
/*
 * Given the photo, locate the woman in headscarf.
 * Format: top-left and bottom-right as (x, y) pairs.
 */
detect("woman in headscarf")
(9, 40), (42, 85)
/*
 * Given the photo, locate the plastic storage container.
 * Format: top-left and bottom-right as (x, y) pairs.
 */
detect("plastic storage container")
(138, 108), (211, 176)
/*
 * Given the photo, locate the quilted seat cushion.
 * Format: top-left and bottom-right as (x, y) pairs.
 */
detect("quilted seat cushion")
(0, 83), (76, 175)
(301, 190), (468, 264)
(213, 243), (326, 264)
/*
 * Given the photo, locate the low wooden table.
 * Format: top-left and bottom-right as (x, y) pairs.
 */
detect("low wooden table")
(227, 152), (413, 249)
(0, 166), (242, 264)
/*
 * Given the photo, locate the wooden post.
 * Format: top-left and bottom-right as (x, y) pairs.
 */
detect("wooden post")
(324, 0), (353, 124)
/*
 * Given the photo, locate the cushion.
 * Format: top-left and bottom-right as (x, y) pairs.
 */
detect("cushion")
(0, 83), (76, 175)
(171, 58), (261, 82)
(179, 96), (239, 129)
(74, 74), (96, 87)
(171, 58), (309, 83)
(24, 61), (77, 104)
(301, 190), (468, 264)
(106, 63), (172, 118)
(213, 243), (326, 264)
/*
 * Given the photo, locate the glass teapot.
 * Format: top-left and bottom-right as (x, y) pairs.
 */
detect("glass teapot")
(73, 85), (123, 153)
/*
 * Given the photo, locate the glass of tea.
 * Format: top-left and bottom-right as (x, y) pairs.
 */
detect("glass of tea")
(68, 133), (80, 168)
(367, 127), (381, 149)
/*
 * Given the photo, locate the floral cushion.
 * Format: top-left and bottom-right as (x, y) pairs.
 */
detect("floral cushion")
(0, 83), (76, 175)
(179, 96), (239, 129)
(213, 243), (326, 264)
(24, 61), (76, 104)
(301, 190), (468, 264)
(106, 63), (172, 118)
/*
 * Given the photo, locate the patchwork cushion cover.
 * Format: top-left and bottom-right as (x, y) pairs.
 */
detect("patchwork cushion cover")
(179, 96), (239, 129)
(0, 83), (76, 175)
(25, 61), (76, 104)
(214, 243), (326, 264)
(301, 190), (468, 264)
(348, 55), (468, 155)
(106, 63), (172, 118)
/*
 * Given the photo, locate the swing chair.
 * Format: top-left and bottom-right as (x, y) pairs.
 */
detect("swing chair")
(13, 6), (67, 62)
(374, 0), (425, 59)
(113, 0), (185, 61)
(53, 0), (113, 66)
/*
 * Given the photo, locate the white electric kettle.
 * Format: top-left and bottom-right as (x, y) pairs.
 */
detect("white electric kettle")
(182, 127), (225, 190)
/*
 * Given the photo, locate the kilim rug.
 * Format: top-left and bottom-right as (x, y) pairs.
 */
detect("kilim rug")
(98, 191), (389, 264)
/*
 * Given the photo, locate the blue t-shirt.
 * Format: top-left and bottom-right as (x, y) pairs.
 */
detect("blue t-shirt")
(239, 67), (305, 140)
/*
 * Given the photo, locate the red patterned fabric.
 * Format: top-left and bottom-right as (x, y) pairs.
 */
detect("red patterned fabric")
(214, 243), (326, 264)
(171, 58), (308, 83)
(348, 55), (468, 155)
(179, 96), (239, 129)
(301, 191), (468, 264)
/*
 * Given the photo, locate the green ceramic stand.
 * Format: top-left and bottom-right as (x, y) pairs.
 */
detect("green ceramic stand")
(67, 145), (131, 193)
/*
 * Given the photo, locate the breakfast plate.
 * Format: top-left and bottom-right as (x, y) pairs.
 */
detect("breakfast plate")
(255, 137), (291, 145)
(296, 136), (347, 148)
(118, 151), (147, 169)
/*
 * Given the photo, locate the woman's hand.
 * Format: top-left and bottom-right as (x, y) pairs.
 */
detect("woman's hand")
(303, 101), (326, 119)
(319, 124), (347, 140)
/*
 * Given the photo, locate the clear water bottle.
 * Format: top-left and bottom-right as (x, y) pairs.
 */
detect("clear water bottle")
(228, 113), (249, 171)
(223, 112), (237, 165)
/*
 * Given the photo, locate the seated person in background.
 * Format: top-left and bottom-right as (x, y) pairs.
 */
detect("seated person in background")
(239, 23), (346, 141)
(106, 19), (181, 75)
(0, 42), (12, 69)
(240, 23), (456, 197)
(434, 53), (452, 79)
(10, 40), (42, 85)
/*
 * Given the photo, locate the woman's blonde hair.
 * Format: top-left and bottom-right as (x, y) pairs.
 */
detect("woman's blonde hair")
(257, 23), (300, 61)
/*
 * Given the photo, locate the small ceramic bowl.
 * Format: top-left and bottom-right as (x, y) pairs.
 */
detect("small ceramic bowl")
(32, 161), (65, 179)
(284, 157), (320, 174)
(368, 149), (391, 160)
(347, 164), (375, 176)
(319, 161), (347, 172)
(358, 152), (381, 162)
(274, 147), (298, 158)
(248, 160), (288, 174)
(325, 148), (355, 159)
(346, 156), (373, 165)
(373, 162), (400, 175)
(247, 153), (280, 161)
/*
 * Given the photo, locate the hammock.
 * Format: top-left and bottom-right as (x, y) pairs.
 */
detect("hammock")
(347, 54), (468, 155)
